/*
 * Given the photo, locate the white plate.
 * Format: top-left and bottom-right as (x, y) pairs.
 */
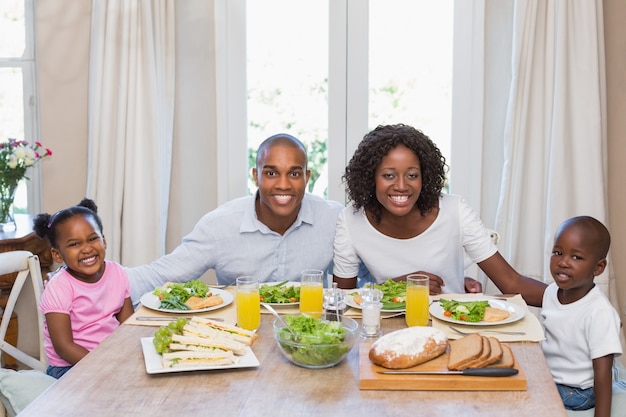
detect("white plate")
(140, 337), (260, 374)
(259, 281), (300, 307)
(139, 287), (233, 314)
(429, 299), (525, 326)
(344, 290), (406, 313)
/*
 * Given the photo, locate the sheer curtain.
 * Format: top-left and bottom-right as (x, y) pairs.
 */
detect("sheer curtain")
(493, 0), (611, 298)
(86, 0), (175, 266)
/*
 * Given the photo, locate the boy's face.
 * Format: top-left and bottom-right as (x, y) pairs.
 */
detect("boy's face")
(550, 224), (606, 295)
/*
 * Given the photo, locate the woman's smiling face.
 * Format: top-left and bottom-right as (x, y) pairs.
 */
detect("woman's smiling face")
(374, 145), (422, 218)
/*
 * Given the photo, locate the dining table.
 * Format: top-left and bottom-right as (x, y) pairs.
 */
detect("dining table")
(19, 291), (568, 417)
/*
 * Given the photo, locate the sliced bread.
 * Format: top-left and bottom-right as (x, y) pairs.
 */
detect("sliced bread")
(456, 335), (492, 370)
(487, 343), (515, 368)
(447, 333), (484, 371)
(471, 336), (504, 368)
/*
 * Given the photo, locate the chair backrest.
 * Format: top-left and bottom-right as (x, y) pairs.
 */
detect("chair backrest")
(0, 251), (46, 372)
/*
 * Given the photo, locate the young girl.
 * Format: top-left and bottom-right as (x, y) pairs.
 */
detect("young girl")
(33, 198), (134, 378)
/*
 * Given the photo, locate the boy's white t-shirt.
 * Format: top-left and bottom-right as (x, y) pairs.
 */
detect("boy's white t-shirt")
(541, 283), (622, 389)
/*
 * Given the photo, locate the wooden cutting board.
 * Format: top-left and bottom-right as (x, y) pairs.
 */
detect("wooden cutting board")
(359, 341), (527, 391)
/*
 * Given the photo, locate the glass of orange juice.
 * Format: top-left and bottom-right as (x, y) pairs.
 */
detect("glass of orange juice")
(236, 276), (261, 331)
(405, 274), (430, 326)
(299, 269), (324, 318)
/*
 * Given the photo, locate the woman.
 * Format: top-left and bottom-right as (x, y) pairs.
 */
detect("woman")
(332, 124), (546, 306)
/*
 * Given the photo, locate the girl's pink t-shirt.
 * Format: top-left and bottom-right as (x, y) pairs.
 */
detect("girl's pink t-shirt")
(39, 261), (130, 367)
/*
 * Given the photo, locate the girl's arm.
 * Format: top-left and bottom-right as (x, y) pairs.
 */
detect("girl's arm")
(46, 312), (89, 365)
(116, 297), (135, 323)
(592, 354), (614, 417)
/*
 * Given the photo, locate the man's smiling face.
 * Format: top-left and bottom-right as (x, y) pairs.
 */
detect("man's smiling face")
(253, 140), (310, 232)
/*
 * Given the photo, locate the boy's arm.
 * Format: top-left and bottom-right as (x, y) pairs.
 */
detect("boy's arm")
(592, 354), (614, 417)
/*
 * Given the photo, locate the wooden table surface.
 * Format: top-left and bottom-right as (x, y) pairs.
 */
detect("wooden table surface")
(20, 315), (567, 417)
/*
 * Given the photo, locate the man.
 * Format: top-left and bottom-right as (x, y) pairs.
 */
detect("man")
(127, 134), (343, 305)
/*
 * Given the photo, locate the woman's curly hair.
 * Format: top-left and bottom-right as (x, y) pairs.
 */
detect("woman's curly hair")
(343, 124), (448, 223)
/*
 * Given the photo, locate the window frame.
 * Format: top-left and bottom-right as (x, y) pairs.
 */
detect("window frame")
(0, 0), (42, 214)
(216, 0), (487, 210)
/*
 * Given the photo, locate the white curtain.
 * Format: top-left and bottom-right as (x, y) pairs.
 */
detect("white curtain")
(494, 0), (610, 294)
(86, 0), (175, 266)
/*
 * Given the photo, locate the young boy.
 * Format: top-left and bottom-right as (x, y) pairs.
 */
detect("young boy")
(540, 216), (622, 416)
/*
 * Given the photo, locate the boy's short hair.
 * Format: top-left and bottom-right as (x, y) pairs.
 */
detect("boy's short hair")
(558, 216), (610, 259)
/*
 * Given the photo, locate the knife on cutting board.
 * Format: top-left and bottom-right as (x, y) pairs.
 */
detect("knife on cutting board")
(378, 368), (518, 377)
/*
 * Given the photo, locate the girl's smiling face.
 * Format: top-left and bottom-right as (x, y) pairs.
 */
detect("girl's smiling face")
(51, 214), (107, 282)
(374, 145), (422, 218)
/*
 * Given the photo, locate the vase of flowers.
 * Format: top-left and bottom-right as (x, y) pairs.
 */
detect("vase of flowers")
(0, 138), (52, 232)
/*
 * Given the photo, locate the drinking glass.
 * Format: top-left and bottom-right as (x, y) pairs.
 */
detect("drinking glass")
(236, 276), (260, 331)
(405, 274), (430, 326)
(299, 269), (324, 318)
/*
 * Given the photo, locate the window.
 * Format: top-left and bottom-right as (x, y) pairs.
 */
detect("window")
(243, 0), (453, 203)
(0, 0), (40, 214)
(246, 1), (329, 197)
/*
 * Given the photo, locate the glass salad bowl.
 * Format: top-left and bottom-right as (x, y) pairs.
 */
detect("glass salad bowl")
(272, 313), (359, 369)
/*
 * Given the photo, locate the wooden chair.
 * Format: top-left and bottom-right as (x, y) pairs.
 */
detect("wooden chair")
(0, 251), (46, 372)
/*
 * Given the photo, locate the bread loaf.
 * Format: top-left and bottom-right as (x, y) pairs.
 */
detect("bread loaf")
(369, 327), (448, 369)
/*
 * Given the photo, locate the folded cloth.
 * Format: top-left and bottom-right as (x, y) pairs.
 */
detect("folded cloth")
(126, 287), (238, 326)
(430, 293), (545, 342)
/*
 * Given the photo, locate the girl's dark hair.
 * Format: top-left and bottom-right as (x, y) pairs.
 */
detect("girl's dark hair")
(33, 198), (103, 248)
(343, 124), (448, 223)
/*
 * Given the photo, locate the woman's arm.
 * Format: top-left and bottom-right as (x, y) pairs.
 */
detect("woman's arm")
(46, 312), (89, 365)
(592, 354), (614, 417)
(477, 252), (547, 306)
